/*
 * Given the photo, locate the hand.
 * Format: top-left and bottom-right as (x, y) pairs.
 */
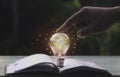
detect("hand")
(56, 6), (120, 38)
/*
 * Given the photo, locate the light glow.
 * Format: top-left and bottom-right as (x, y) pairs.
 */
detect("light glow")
(50, 33), (70, 56)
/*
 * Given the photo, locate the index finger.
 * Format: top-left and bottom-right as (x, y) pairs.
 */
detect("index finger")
(56, 22), (72, 32)
(56, 12), (79, 32)
(56, 8), (87, 32)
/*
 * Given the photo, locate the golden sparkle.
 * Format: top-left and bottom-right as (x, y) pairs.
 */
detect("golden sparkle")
(35, 39), (39, 41)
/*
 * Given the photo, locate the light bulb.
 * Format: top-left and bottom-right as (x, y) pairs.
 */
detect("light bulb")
(50, 33), (70, 67)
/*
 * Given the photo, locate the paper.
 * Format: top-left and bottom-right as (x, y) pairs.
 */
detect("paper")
(60, 58), (105, 72)
(6, 54), (54, 74)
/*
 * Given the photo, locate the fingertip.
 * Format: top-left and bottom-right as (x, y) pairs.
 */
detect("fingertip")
(56, 28), (60, 33)
(56, 24), (71, 33)
(56, 28), (64, 33)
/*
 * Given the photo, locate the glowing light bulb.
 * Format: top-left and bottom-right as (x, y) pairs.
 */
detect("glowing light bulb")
(50, 33), (70, 67)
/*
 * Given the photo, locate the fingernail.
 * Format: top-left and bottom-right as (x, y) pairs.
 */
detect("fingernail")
(56, 29), (61, 33)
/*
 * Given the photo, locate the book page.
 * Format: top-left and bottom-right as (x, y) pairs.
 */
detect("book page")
(6, 54), (54, 74)
(60, 58), (105, 72)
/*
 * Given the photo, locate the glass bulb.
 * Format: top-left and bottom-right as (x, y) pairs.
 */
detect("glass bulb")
(50, 33), (70, 67)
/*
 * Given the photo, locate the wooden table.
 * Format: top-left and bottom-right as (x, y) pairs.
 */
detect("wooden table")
(0, 56), (120, 76)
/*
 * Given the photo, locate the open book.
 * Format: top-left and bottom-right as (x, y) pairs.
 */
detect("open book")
(5, 54), (112, 77)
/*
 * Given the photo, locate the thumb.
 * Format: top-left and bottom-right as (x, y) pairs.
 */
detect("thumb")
(77, 24), (101, 38)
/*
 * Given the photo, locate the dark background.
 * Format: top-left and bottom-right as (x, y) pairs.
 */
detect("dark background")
(0, 0), (120, 55)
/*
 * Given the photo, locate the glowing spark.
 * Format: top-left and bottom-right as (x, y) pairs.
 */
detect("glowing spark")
(46, 48), (49, 50)
(49, 51), (52, 54)
(46, 33), (49, 35)
(36, 39), (39, 41)
(45, 38), (47, 40)
(73, 46), (76, 49)
(41, 41), (43, 44)
(73, 43), (76, 45)
(38, 34), (41, 37)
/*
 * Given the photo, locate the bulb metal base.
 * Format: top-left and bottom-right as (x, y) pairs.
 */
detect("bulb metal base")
(57, 57), (64, 68)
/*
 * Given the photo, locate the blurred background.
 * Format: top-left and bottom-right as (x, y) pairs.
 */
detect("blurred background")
(0, 0), (120, 55)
